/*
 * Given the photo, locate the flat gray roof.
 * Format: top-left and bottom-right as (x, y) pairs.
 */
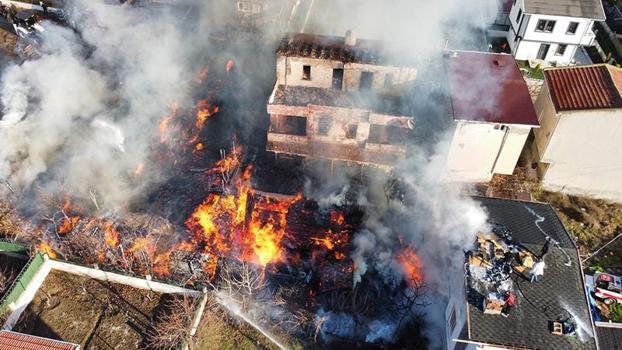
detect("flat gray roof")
(524, 0), (605, 20)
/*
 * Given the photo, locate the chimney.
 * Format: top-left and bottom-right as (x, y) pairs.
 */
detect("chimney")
(345, 30), (356, 46)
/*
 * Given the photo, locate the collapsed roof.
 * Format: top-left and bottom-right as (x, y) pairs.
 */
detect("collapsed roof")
(269, 84), (410, 116)
(276, 32), (415, 67)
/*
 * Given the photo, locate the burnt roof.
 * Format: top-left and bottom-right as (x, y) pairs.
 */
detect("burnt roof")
(269, 85), (409, 116)
(276, 33), (412, 66)
(465, 197), (596, 350)
(524, 0), (605, 20)
(544, 65), (622, 111)
(444, 51), (539, 126)
(0, 331), (79, 350)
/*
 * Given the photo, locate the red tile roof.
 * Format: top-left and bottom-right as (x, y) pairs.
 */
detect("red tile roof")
(444, 51), (539, 126)
(544, 65), (622, 111)
(0, 331), (79, 350)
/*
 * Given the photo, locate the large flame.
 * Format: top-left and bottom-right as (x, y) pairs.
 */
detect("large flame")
(185, 151), (301, 267)
(396, 246), (423, 286)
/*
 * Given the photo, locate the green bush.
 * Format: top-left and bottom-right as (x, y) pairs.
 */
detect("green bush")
(610, 303), (622, 323)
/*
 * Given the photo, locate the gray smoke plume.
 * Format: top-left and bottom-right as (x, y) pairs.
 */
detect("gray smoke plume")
(0, 0), (209, 210)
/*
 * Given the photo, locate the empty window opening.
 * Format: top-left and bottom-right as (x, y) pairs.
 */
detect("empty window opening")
(360, 72), (374, 90)
(368, 125), (409, 144)
(317, 116), (332, 136)
(567, 22), (578, 35)
(345, 124), (358, 139)
(516, 8), (522, 23)
(536, 19), (556, 33)
(332, 68), (344, 90)
(270, 115), (307, 136)
(302, 65), (311, 80)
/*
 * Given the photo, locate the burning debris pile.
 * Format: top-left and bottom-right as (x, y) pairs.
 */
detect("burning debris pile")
(0, 1), (496, 348)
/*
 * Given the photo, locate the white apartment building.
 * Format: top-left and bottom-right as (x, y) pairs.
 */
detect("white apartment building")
(506, 0), (605, 65)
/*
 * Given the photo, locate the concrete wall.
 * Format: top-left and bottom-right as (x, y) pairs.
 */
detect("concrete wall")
(275, 55), (417, 91)
(445, 269), (467, 350)
(538, 108), (622, 202)
(445, 121), (532, 182)
(532, 82), (560, 159)
(3, 256), (199, 330)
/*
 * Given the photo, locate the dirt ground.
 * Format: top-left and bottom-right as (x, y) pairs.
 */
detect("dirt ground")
(193, 297), (280, 350)
(13, 270), (175, 349)
(534, 191), (622, 273)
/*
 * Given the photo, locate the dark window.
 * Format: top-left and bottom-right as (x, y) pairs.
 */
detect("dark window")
(317, 116), (331, 136)
(384, 73), (394, 88)
(555, 44), (567, 56)
(368, 125), (409, 144)
(270, 115), (307, 136)
(537, 43), (550, 60)
(536, 19), (556, 33)
(567, 22), (579, 34)
(332, 68), (344, 90)
(302, 65), (311, 80)
(360, 72), (373, 90)
(345, 124), (357, 139)
(516, 8), (522, 23)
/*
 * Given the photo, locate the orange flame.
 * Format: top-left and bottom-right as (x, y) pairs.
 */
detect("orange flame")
(396, 246), (423, 285)
(37, 241), (57, 259)
(186, 150), (300, 267)
(195, 100), (219, 129)
(104, 222), (120, 248)
(58, 216), (80, 235)
(330, 211), (345, 226)
(153, 251), (171, 278)
(158, 102), (179, 144)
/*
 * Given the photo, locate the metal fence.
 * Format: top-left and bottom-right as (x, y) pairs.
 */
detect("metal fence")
(0, 252), (45, 315)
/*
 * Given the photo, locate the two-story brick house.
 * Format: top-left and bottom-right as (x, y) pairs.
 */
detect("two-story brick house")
(266, 31), (418, 169)
(505, 0), (605, 65)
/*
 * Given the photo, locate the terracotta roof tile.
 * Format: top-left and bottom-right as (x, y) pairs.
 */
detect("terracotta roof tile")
(0, 330), (79, 350)
(544, 65), (622, 111)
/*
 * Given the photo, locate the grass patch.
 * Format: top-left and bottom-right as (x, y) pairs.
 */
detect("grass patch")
(516, 60), (544, 80)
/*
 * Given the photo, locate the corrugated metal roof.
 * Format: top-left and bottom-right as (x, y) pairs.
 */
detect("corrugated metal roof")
(444, 50), (539, 126)
(524, 0), (605, 20)
(0, 330), (79, 350)
(544, 65), (622, 111)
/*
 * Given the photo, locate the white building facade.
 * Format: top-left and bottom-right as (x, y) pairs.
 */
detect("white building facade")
(532, 64), (622, 202)
(506, 0), (605, 65)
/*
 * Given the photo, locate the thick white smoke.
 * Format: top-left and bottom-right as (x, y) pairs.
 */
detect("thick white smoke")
(0, 1), (205, 210)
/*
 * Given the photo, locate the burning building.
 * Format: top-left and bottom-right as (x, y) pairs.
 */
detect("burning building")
(446, 197), (597, 350)
(266, 31), (417, 169)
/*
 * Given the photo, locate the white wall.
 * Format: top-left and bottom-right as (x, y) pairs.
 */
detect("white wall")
(514, 40), (577, 64)
(540, 109), (622, 202)
(445, 121), (532, 182)
(506, 2), (595, 64)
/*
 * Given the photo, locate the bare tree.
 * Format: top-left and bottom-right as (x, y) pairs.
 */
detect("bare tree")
(216, 260), (264, 313)
(0, 266), (15, 295)
(146, 295), (197, 350)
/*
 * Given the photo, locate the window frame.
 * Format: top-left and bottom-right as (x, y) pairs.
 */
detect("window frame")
(566, 21), (579, 35)
(516, 8), (522, 23)
(535, 19), (556, 33)
(302, 65), (311, 80)
(555, 44), (567, 56)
